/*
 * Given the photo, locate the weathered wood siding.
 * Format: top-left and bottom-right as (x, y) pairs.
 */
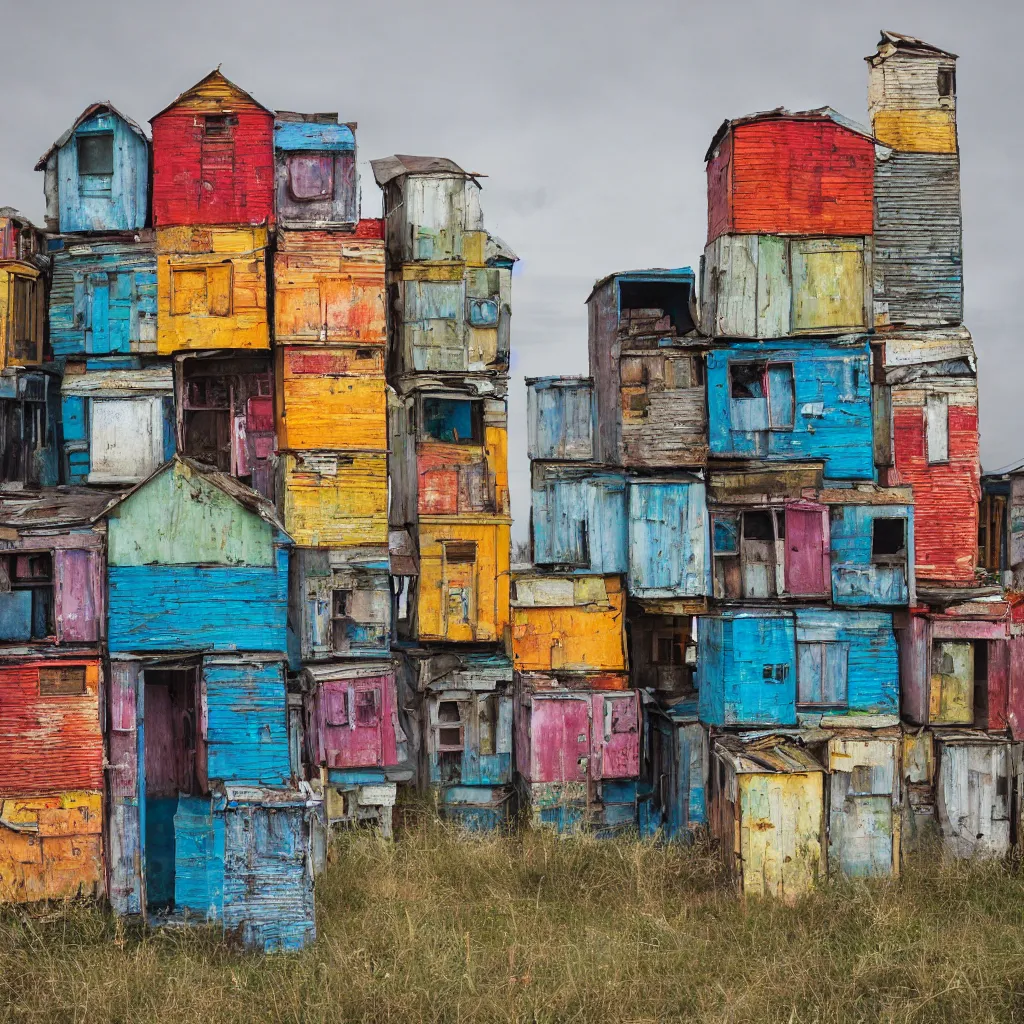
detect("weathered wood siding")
(705, 115), (874, 243)
(156, 226), (269, 353)
(40, 108), (149, 233)
(707, 338), (874, 480)
(151, 70), (274, 228)
(828, 502), (914, 606)
(281, 452), (388, 548)
(526, 377), (593, 461)
(425, 690), (513, 788)
(416, 518), (510, 643)
(935, 738), (1012, 859)
(530, 462), (627, 573)
(274, 115), (357, 229)
(511, 575), (627, 673)
(0, 263), (46, 371)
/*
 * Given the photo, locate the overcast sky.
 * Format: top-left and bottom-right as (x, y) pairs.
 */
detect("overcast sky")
(1, 0), (1019, 539)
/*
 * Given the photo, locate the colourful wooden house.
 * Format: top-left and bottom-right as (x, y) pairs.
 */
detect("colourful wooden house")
(35, 103), (149, 234)
(0, 489), (110, 903)
(156, 226), (269, 353)
(274, 113), (357, 230)
(371, 155), (515, 378)
(151, 70), (274, 229)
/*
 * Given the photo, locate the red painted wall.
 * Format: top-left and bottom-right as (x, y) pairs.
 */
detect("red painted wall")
(152, 107), (274, 227)
(0, 660), (103, 795)
(892, 403), (980, 584)
(706, 119), (875, 243)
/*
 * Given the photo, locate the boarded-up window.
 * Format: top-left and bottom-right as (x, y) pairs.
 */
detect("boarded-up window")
(797, 641), (849, 706)
(204, 115), (237, 138)
(926, 393), (949, 464)
(171, 268), (208, 315)
(206, 264), (232, 317)
(77, 133), (114, 195)
(930, 641), (973, 724)
(39, 666), (87, 696)
(90, 398), (165, 484)
(784, 503), (828, 596)
(445, 542), (477, 564)
(791, 240), (866, 332)
(287, 154), (335, 201)
(323, 685), (348, 727)
(467, 297), (499, 326)
(767, 363), (795, 429)
(11, 276), (38, 361)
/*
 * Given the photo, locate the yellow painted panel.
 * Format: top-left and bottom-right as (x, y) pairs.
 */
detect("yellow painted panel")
(791, 240), (866, 333)
(463, 232), (486, 266)
(469, 327), (499, 368)
(156, 226), (269, 353)
(280, 373), (386, 452)
(511, 579), (626, 673)
(873, 109), (957, 153)
(0, 791), (104, 903)
(273, 238), (386, 345)
(0, 263), (45, 371)
(399, 263), (466, 283)
(283, 452), (388, 547)
(738, 772), (823, 899)
(929, 640), (973, 724)
(418, 518), (511, 643)
(485, 424), (509, 515)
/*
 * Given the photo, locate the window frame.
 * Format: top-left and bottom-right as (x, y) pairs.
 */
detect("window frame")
(76, 131), (115, 196)
(169, 263), (233, 318)
(797, 640), (850, 709)
(871, 516), (908, 565)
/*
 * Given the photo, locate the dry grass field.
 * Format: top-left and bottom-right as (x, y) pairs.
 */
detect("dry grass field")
(3, 816), (1024, 1023)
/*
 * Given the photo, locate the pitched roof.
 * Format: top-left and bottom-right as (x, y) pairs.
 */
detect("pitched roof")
(96, 455), (289, 537)
(871, 30), (958, 61)
(0, 486), (121, 531)
(151, 68), (273, 120)
(35, 102), (149, 170)
(370, 154), (482, 187)
(704, 106), (874, 162)
(714, 735), (825, 775)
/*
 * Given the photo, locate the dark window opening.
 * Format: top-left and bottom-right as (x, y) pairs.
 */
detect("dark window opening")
(444, 541), (477, 565)
(653, 632), (686, 666)
(0, 551), (54, 640)
(938, 68), (956, 99)
(438, 749), (463, 783)
(421, 397), (482, 444)
(872, 518), (907, 559)
(617, 279), (695, 335)
(730, 362), (766, 399)
(355, 689), (379, 727)
(438, 700), (462, 723)
(77, 133), (114, 175)
(438, 727), (463, 750)
(204, 115), (238, 138)
(12, 276), (38, 354)
(331, 589), (353, 651)
(743, 510), (775, 541)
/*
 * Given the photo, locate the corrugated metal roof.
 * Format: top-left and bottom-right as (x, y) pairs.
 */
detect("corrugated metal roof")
(35, 103), (149, 170)
(370, 155), (482, 187)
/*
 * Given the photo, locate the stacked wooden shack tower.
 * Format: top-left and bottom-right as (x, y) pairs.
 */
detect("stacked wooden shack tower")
(0, 29), (1020, 948)
(523, 30), (1019, 890)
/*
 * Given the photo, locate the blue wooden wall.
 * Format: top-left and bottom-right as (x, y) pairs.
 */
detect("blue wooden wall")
(107, 549), (290, 653)
(203, 658), (291, 785)
(49, 240), (157, 358)
(173, 795), (225, 920)
(531, 464), (627, 573)
(794, 608), (899, 716)
(697, 612), (796, 727)
(526, 377), (594, 461)
(53, 110), (149, 232)
(628, 479), (711, 598)
(829, 504), (914, 606)
(706, 338), (874, 480)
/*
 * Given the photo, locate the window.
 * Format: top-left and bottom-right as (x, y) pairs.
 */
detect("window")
(938, 68), (956, 99)
(444, 541), (477, 564)
(39, 666), (87, 697)
(287, 153), (334, 202)
(323, 686), (348, 727)
(0, 552), (54, 641)
(77, 133), (114, 196)
(713, 510), (785, 600)
(797, 641), (848, 707)
(666, 356), (702, 389)
(872, 518), (906, 562)
(331, 589), (352, 652)
(355, 689), (379, 727)
(762, 663), (789, 682)
(652, 630), (686, 666)
(926, 393), (949, 464)
(730, 362), (765, 399)
(436, 700), (464, 750)
(421, 397), (482, 444)
(204, 115), (237, 138)
(11, 276), (38, 360)
(171, 265), (232, 317)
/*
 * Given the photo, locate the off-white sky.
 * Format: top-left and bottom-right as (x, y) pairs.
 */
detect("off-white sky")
(1, 0), (1019, 538)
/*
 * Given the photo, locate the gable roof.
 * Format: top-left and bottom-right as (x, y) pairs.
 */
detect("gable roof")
(704, 106), (875, 162)
(96, 455), (289, 538)
(370, 155), (483, 187)
(0, 486), (120, 531)
(151, 68), (273, 120)
(870, 30), (958, 62)
(35, 102), (149, 170)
